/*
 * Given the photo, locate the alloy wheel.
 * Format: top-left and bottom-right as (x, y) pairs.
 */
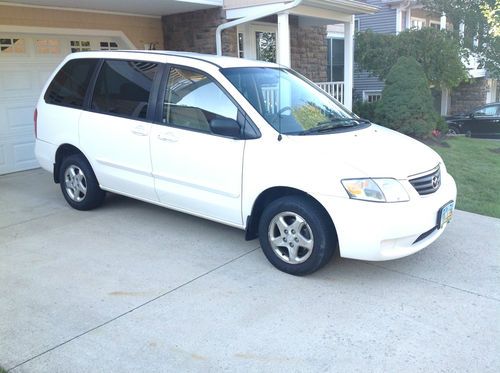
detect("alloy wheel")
(268, 211), (314, 264)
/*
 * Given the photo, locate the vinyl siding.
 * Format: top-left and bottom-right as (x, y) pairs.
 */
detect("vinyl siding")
(354, 0), (397, 98)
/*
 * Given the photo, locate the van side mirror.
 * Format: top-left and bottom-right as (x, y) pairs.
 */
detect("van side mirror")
(469, 112), (475, 118)
(210, 118), (241, 138)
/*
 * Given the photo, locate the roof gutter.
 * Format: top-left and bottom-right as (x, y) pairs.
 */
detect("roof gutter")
(216, 0), (304, 56)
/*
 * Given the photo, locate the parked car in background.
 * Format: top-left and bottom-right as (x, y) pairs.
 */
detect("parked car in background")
(446, 103), (500, 138)
(35, 51), (457, 275)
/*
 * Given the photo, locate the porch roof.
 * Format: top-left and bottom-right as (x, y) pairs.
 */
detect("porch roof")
(225, 0), (378, 23)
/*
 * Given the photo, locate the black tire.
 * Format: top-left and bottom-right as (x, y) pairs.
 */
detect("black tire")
(59, 154), (105, 211)
(258, 196), (336, 276)
(447, 126), (459, 135)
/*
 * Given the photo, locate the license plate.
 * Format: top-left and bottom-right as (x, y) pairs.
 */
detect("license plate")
(438, 201), (454, 229)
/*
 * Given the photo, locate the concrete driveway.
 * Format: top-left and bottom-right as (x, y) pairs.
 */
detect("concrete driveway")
(1, 169), (499, 372)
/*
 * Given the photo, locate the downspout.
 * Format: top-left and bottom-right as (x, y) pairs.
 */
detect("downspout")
(216, 0), (303, 56)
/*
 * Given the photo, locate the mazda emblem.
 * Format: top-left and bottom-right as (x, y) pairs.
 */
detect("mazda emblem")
(432, 175), (439, 189)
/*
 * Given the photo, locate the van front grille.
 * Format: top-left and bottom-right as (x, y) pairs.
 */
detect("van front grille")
(409, 166), (441, 196)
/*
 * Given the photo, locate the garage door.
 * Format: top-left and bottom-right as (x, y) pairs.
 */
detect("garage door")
(0, 32), (125, 175)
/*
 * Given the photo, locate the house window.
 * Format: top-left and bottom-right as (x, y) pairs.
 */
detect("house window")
(70, 40), (91, 53)
(355, 19), (360, 32)
(237, 32), (244, 58)
(0, 38), (26, 54)
(100, 41), (119, 50)
(326, 38), (344, 82)
(411, 18), (425, 30)
(363, 91), (382, 103)
(36, 39), (61, 54)
(429, 21), (441, 30)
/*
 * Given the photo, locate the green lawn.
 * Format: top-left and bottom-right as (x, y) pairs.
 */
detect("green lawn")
(429, 137), (500, 218)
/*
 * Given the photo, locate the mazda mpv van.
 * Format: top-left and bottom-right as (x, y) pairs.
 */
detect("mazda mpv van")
(35, 51), (457, 275)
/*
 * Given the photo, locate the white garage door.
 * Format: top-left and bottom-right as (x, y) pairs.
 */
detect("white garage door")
(0, 32), (125, 175)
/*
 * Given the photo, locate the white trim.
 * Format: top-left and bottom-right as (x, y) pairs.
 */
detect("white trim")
(0, 1), (161, 19)
(0, 25), (136, 49)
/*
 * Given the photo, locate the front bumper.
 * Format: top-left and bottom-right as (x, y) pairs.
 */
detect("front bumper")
(316, 172), (457, 261)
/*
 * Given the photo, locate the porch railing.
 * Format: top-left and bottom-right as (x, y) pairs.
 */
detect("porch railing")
(316, 81), (344, 104)
(261, 81), (345, 114)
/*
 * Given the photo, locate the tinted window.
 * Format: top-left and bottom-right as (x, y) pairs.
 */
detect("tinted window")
(163, 67), (238, 133)
(474, 105), (499, 117)
(92, 60), (159, 120)
(44, 59), (98, 108)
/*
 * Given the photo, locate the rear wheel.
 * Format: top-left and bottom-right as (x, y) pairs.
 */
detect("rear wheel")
(258, 196), (336, 275)
(59, 154), (105, 210)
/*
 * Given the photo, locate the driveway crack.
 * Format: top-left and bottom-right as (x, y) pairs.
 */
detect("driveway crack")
(7, 246), (260, 372)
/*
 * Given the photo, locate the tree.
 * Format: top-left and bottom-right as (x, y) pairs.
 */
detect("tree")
(355, 28), (468, 89)
(422, 0), (500, 78)
(375, 57), (439, 138)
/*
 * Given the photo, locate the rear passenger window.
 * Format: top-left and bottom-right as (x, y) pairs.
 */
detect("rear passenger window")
(92, 60), (159, 120)
(44, 59), (98, 108)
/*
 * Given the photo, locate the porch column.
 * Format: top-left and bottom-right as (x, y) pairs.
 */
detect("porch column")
(440, 13), (449, 115)
(440, 13), (447, 30)
(405, 7), (411, 30)
(277, 12), (291, 67)
(343, 15), (354, 110)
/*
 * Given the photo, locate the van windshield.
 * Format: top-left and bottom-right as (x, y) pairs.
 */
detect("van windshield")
(221, 67), (368, 135)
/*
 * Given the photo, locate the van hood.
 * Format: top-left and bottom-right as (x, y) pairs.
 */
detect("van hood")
(286, 124), (441, 180)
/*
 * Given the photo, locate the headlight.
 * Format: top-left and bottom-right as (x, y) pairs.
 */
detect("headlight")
(341, 178), (409, 203)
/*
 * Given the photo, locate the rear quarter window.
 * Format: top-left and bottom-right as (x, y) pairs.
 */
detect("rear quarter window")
(91, 59), (159, 120)
(44, 59), (98, 108)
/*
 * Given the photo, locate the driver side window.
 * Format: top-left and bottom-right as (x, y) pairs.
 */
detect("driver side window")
(163, 67), (238, 133)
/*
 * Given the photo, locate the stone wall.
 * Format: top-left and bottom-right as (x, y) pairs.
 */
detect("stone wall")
(162, 11), (328, 82)
(290, 17), (328, 82)
(450, 78), (488, 114)
(162, 8), (237, 57)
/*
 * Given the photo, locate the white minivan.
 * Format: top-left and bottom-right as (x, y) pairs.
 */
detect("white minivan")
(35, 51), (456, 275)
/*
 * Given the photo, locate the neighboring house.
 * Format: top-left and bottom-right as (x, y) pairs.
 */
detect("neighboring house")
(0, 0), (377, 176)
(327, 0), (499, 116)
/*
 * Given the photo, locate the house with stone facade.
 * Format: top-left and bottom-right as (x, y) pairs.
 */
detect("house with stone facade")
(0, 0), (377, 176)
(328, 0), (499, 115)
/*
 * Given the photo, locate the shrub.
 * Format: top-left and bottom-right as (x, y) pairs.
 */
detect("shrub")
(375, 56), (439, 139)
(352, 100), (378, 122)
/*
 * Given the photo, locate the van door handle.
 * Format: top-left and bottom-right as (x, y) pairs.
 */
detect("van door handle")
(131, 125), (148, 136)
(158, 132), (178, 142)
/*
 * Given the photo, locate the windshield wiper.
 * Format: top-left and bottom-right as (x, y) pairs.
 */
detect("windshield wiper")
(298, 118), (370, 135)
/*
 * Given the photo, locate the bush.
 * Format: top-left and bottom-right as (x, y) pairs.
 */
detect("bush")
(375, 56), (439, 139)
(352, 100), (378, 122)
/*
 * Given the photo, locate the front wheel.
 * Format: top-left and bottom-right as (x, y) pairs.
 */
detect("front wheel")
(59, 154), (105, 211)
(258, 196), (336, 275)
(447, 126), (459, 136)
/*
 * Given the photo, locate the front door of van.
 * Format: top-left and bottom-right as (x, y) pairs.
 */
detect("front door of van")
(150, 66), (244, 226)
(79, 59), (160, 201)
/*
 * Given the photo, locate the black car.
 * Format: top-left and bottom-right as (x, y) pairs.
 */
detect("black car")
(446, 103), (500, 138)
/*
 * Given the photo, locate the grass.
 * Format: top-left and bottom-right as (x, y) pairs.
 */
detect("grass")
(429, 136), (500, 218)
(0, 366), (7, 373)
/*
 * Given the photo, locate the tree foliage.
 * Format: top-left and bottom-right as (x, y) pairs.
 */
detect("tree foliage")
(422, 0), (500, 78)
(355, 28), (468, 88)
(375, 57), (439, 139)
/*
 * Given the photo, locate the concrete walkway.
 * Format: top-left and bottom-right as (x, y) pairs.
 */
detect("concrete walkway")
(1, 169), (499, 372)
